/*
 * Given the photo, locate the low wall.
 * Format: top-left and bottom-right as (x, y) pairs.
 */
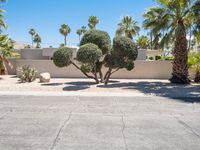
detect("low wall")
(9, 59), (174, 79)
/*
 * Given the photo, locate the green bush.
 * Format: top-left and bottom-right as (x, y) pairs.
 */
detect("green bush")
(18, 65), (37, 83)
(77, 43), (102, 64)
(149, 57), (154, 60)
(113, 36), (138, 60)
(80, 30), (111, 54)
(53, 47), (73, 67)
(155, 56), (161, 60)
(105, 36), (138, 70)
(165, 56), (174, 61)
(188, 52), (200, 83)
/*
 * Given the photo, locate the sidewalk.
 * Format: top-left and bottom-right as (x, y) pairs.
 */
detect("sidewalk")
(0, 75), (199, 99)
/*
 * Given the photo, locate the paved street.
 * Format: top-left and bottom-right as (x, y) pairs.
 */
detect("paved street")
(0, 95), (200, 150)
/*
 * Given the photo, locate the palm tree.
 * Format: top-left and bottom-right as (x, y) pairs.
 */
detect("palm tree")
(136, 35), (150, 49)
(0, 0), (6, 33)
(59, 24), (71, 46)
(88, 16), (99, 29)
(33, 33), (41, 48)
(143, 7), (168, 50)
(116, 16), (140, 40)
(29, 29), (36, 48)
(81, 26), (87, 34)
(0, 35), (14, 75)
(153, 0), (199, 84)
(76, 26), (87, 42)
(76, 29), (82, 42)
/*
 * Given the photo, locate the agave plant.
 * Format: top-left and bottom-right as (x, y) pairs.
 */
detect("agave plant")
(188, 52), (200, 83)
(17, 65), (37, 83)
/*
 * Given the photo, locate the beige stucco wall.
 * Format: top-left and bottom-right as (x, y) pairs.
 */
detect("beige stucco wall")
(12, 59), (174, 79)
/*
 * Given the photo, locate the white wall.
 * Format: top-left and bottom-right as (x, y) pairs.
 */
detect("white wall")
(13, 60), (174, 79)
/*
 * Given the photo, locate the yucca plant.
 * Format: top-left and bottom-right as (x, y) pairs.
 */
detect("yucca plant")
(18, 65), (37, 83)
(188, 52), (200, 83)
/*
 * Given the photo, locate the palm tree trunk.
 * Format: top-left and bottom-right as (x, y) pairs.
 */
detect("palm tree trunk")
(153, 33), (159, 50)
(170, 22), (190, 84)
(64, 36), (67, 46)
(32, 36), (34, 48)
(188, 27), (192, 51)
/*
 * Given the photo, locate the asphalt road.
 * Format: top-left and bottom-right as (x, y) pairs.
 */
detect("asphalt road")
(0, 95), (200, 150)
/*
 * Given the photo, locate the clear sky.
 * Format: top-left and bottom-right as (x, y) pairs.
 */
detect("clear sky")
(3, 0), (157, 47)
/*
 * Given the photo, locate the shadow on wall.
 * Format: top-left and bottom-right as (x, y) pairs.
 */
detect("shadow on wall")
(97, 82), (200, 102)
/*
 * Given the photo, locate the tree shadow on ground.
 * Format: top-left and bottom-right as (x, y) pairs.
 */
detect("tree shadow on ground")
(97, 82), (200, 103)
(62, 80), (120, 91)
(41, 83), (63, 86)
(63, 81), (95, 91)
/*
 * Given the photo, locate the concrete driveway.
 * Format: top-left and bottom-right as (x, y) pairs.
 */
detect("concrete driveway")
(0, 95), (200, 150)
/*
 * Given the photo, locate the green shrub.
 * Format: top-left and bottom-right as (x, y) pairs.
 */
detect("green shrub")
(77, 43), (102, 64)
(53, 47), (73, 67)
(188, 52), (200, 83)
(149, 57), (154, 60)
(165, 56), (174, 61)
(80, 30), (111, 54)
(155, 56), (161, 60)
(113, 36), (138, 60)
(104, 36), (138, 84)
(18, 65), (37, 83)
(105, 37), (138, 70)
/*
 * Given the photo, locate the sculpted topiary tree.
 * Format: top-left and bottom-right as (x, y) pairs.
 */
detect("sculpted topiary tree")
(104, 36), (138, 84)
(53, 30), (138, 84)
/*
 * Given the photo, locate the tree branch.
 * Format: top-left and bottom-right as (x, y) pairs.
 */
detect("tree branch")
(71, 62), (95, 80)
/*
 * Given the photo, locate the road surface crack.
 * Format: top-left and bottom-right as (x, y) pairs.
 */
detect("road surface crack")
(0, 111), (11, 120)
(121, 115), (128, 150)
(50, 112), (72, 150)
(174, 116), (200, 139)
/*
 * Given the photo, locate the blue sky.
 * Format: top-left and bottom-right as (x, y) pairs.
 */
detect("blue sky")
(3, 0), (156, 47)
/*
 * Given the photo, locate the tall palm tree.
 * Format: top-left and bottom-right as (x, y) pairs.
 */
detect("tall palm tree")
(0, 0), (6, 33)
(153, 0), (200, 84)
(29, 29), (36, 48)
(59, 24), (71, 46)
(88, 16), (99, 29)
(76, 29), (82, 42)
(143, 7), (168, 50)
(33, 33), (41, 48)
(116, 16), (140, 40)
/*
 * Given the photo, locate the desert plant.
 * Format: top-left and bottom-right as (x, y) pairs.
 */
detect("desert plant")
(18, 65), (37, 83)
(188, 52), (200, 83)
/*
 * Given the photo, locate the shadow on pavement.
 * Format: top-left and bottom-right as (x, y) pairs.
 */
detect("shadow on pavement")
(41, 83), (63, 86)
(97, 82), (200, 103)
(63, 81), (95, 91)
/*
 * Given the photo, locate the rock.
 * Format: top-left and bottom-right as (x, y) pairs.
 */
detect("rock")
(39, 72), (51, 83)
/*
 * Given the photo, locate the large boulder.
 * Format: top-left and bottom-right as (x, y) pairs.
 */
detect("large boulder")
(39, 72), (51, 83)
